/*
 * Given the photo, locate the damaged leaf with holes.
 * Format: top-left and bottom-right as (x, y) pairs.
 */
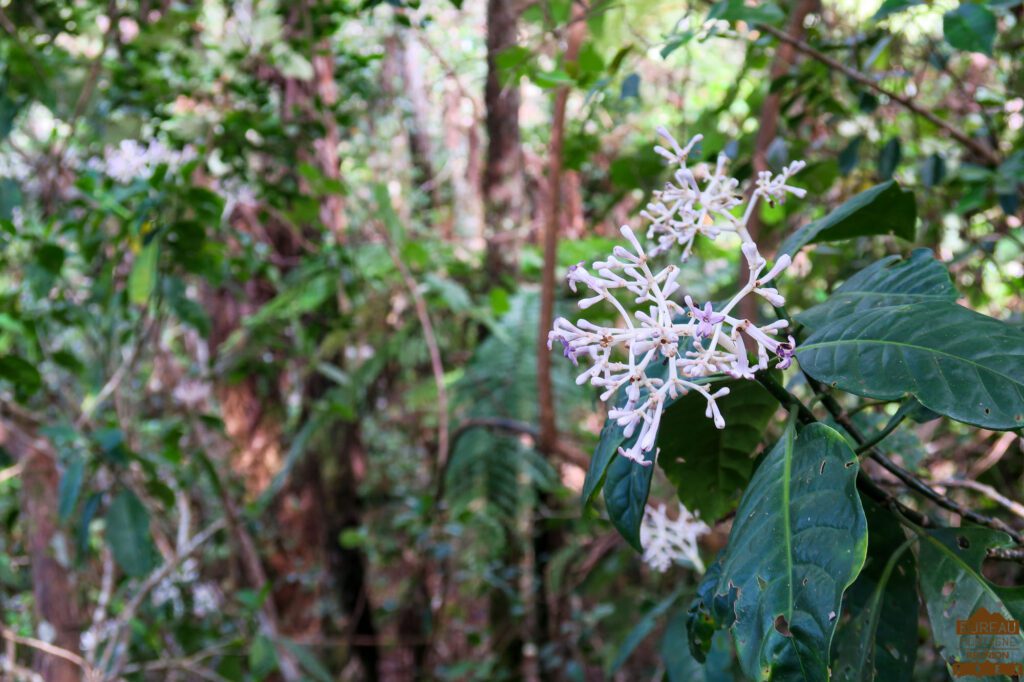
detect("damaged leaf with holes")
(685, 422), (868, 681)
(916, 527), (1024, 677)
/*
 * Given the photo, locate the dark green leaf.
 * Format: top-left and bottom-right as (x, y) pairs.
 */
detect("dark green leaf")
(610, 588), (683, 673)
(583, 356), (673, 507)
(873, 0), (923, 20)
(58, 455), (85, 522)
(688, 422), (868, 681)
(0, 355), (42, 396)
(778, 181), (916, 256)
(944, 4), (997, 55)
(620, 73), (641, 100)
(708, 0), (785, 25)
(838, 136), (862, 176)
(832, 501), (917, 682)
(877, 138), (902, 180)
(603, 442), (656, 551)
(663, 610), (736, 682)
(106, 490), (157, 577)
(657, 378), (779, 523)
(796, 249), (958, 330)
(797, 302), (1024, 430)
(916, 527), (1024, 675)
(921, 153), (947, 187)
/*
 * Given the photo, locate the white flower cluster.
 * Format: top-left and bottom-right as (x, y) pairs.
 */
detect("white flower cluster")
(90, 139), (196, 184)
(640, 502), (709, 573)
(549, 129), (804, 466)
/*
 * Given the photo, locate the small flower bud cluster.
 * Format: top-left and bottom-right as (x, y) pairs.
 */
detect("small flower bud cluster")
(640, 502), (709, 573)
(549, 129), (803, 466)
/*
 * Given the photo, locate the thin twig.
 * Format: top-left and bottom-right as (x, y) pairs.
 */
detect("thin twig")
(379, 230), (450, 485)
(853, 410), (906, 455)
(0, 629), (94, 678)
(812, 382), (1023, 544)
(0, 462), (23, 485)
(76, 314), (159, 429)
(757, 23), (1001, 166)
(933, 479), (1024, 521)
(99, 520), (226, 679)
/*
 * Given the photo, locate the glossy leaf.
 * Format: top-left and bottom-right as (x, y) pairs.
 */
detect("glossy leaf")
(797, 302), (1024, 430)
(916, 527), (1024, 675)
(583, 348), (684, 508)
(796, 249), (957, 330)
(832, 501), (917, 682)
(687, 422), (868, 681)
(106, 490), (157, 577)
(944, 4), (996, 56)
(603, 441), (656, 551)
(657, 377), (779, 523)
(778, 181), (916, 256)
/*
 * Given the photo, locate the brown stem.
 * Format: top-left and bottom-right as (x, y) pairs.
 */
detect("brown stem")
(757, 23), (1001, 166)
(745, 0), (819, 248)
(537, 1), (587, 456)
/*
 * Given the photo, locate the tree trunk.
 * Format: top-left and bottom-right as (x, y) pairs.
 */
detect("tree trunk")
(0, 417), (82, 682)
(740, 0), (818, 321)
(318, 425), (380, 680)
(483, 0), (527, 276)
(399, 30), (441, 211)
(535, 3), (588, 677)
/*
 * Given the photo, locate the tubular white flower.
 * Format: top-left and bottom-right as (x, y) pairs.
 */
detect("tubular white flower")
(640, 502), (710, 573)
(549, 130), (803, 465)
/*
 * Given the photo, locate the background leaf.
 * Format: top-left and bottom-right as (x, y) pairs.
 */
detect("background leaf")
(128, 241), (160, 306)
(657, 377), (779, 523)
(916, 527), (1024, 675)
(106, 490), (157, 577)
(796, 249), (957, 330)
(831, 501), (917, 682)
(778, 181), (916, 256)
(944, 4), (997, 55)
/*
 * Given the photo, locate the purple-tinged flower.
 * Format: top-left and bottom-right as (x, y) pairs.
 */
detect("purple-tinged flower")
(687, 298), (725, 338)
(775, 335), (796, 369)
(548, 333), (579, 366)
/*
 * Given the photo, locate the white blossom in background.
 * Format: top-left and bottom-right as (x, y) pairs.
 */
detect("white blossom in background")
(549, 129), (804, 466)
(640, 502), (709, 573)
(90, 139), (197, 184)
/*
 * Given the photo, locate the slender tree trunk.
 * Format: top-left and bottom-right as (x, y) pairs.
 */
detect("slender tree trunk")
(0, 417), (82, 682)
(483, 0), (526, 276)
(535, 4), (588, 677)
(740, 0), (818, 320)
(537, 0), (587, 459)
(399, 30), (441, 211)
(318, 425), (380, 680)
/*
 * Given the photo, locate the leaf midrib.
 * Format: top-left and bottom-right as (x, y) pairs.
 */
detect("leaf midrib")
(798, 337), (1024, 388)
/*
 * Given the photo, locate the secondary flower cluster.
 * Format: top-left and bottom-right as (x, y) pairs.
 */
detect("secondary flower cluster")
(549, 129), (804, 466)
(640, 502), (709, 573)
(89, 139), (196, 184)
